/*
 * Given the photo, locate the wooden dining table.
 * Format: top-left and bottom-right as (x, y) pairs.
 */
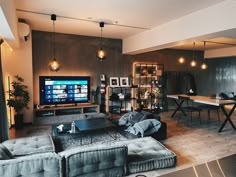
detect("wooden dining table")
(167, 94), (236, 132)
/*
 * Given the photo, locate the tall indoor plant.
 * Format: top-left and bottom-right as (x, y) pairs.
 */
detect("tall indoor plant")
(7, 75), (30, 129)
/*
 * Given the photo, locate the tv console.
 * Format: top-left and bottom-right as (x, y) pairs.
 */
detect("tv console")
(33, 104), (101, 125)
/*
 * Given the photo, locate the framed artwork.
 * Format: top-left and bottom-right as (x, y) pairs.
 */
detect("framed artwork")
(100, 74), (105, 81)
(109, 77), (119, 87)
(120, 77), (129, 87)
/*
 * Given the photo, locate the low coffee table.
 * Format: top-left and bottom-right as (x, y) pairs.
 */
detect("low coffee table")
(52, 118), (117, 144)
(75, 118), (117, 143)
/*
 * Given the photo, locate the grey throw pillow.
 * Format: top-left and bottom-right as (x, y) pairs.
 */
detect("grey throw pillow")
(0, 144), (13, 160)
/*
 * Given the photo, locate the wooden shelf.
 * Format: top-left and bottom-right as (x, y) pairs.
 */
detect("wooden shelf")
(34, 104), (100, 119)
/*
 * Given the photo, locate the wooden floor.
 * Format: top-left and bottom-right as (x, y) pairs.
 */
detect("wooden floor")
(9, 109), (236, 177)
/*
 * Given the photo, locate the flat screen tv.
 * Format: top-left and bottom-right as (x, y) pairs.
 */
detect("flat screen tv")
(39, 76), (90, 105)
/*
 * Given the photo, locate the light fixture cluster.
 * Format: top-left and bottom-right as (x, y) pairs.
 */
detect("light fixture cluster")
(178, 41), (207, 70)
(48, 15), (108, 72)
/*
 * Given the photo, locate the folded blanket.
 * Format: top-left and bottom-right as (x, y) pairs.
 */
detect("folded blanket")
(118, 112), (138, 126)
(119, 111), (152, 126)
(125, 119), (161, 137)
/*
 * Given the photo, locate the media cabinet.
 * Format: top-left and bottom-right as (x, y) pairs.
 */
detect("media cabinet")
(33, 104), (101, 125)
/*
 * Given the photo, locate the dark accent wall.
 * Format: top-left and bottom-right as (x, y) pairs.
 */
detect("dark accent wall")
(33, 30), (236, 105)
(194, 57), (236, 95)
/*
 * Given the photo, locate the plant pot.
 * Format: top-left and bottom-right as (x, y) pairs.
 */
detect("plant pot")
(14, 114), (24, 129)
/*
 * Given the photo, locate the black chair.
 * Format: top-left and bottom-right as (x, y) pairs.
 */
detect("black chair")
(198, 104), (220, 122)
(178, 95), (202, 125)
(197, 94), (220, 122)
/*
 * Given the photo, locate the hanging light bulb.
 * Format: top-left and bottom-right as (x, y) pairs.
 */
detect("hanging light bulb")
(190, 60), (197, 67)
(190, 42), (197, 67)
(96, 22), (106, 61)
(201, 63), (207, 70)
(178, 57), (185, 64)
(49, 14), (60, 72)
(201, 41), (207, 70)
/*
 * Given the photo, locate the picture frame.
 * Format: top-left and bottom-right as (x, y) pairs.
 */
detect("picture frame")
(100, 74), (105, 81)
(109, 77), (119, 87)
(120, 77), (129, 87)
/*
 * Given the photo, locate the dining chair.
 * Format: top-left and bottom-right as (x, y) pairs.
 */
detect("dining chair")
(197, 104), (220, 122)
(177, 95), (202, 125)
(197, 94), (220, 122)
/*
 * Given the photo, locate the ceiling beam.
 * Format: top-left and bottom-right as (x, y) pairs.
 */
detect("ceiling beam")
(123, 0), (236, 55)
(0, 0), (20, 49)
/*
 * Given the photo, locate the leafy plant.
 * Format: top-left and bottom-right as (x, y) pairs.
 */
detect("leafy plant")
(7, 75), (30, 114)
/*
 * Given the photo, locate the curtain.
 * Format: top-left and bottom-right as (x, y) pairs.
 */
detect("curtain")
(0, 39), (9, 142)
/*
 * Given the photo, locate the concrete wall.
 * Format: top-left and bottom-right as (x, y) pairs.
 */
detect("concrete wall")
(32, 31), (203, 105)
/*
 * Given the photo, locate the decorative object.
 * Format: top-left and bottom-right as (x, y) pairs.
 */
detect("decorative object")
(7, 75), (30, 129)
(48, 14), (60, 72)
(96, 22), (106, 61)
(100, 74), (105, 81)
(120, 77), (129, 87)
(190, 42), (197, 67)
(201, 41), (207, 70)
(110, 77), (119, 87)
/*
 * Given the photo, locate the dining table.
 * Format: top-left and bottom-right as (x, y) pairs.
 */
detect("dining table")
(167, 94), (236, 132)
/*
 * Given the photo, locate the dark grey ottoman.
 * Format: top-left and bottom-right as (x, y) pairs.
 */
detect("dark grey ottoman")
(121, 137), (176, 174)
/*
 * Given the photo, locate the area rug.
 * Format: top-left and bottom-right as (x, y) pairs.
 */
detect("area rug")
(53, 130), (127, 151)
(26, 126), (51, 136)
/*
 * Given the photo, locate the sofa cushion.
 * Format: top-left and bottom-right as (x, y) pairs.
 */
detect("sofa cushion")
(118, 137), (176, 174)
(0, 144), (13, 160)
(0, 152), (62, 177)
(2, 134), (55, 156)
(59, 144), (128, 177)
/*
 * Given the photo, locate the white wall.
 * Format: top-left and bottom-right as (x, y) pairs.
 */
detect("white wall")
(1, 34), (33, 124)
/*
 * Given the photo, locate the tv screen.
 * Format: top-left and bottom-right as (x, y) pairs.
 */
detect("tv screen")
(39, 76), (90, 105)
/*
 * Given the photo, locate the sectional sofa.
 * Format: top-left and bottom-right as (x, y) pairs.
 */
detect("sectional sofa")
(0, 134), (176, 177)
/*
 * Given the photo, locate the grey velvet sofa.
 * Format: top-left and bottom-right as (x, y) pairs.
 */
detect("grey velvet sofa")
(0, 135), (62, 177)
(0, 134), (176, 177)
(0, 134), (128, 177)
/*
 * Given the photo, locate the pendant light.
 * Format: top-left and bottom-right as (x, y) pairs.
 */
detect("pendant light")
(96, 22), (106, 61)
(49, 14), (60, 72)
(190, 42), (197, 67)
(201, 41), (207, 70)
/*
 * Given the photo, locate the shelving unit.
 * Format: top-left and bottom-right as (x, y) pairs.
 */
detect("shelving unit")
(106, 86), (135, 114)
(132, 62), (167, 112)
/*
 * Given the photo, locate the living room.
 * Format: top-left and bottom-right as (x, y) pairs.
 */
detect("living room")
(1, 0), (236, 177)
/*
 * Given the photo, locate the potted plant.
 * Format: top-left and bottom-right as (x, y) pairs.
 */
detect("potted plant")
(7, 75), (30, 129)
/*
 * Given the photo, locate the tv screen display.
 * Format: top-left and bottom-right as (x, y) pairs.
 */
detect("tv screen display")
(39, 76), (90, 105)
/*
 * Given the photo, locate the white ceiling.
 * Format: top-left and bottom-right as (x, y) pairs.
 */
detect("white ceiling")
(0, 0), (231, 53)
(15, 0), (226, 41)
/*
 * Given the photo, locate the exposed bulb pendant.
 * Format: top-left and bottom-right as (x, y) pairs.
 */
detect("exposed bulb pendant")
(201, 41), (207, 70)
(96, 22), (106, 61)
(178, 57), (185, 64)
(190, 42), (197, 67)
(49, 14), (60, 72)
